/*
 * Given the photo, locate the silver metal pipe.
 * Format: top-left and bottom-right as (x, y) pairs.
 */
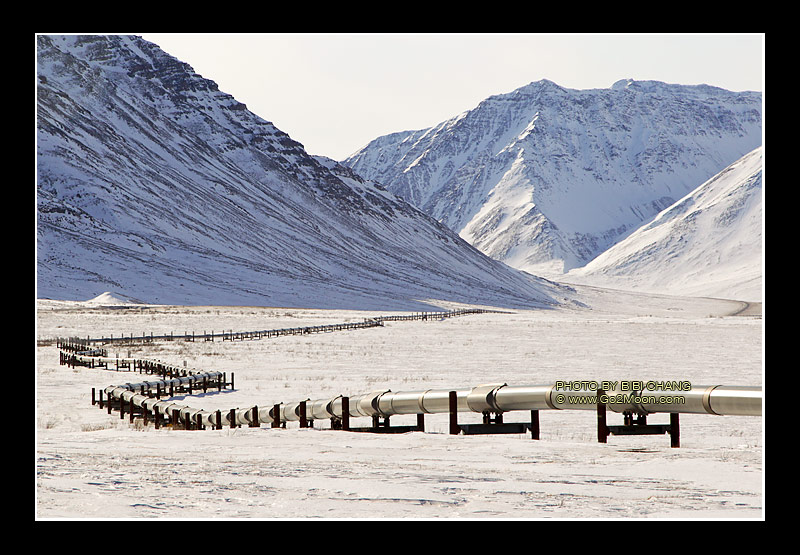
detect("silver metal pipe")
(466, 383), (507, 413)
(141, 397), (160, 412)
(493, 384), (556, 411)
(336, 383), (762, 420)
(233, 407), (252, 426)
(422, 388), (470, 414)
(354, 390), (391, 417)
(636, 385), (762, 416)
(381, 389), (429, 415)
(101, 372), (761, 430)
(279, 400), (307, 422)
(309, 396), (340, 420)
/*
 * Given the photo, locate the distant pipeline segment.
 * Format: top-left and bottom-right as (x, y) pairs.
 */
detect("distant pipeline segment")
(59, 308), (508, 347)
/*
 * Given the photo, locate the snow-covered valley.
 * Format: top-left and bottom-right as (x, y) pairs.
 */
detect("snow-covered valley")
(35, 35), (764, 521)
(36, 286), (762, 519)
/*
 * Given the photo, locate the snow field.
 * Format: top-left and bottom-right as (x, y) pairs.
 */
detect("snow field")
(35, 286), (763, 519)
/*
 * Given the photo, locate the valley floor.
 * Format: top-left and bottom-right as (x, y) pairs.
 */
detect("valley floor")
(35, 285), (763, 520)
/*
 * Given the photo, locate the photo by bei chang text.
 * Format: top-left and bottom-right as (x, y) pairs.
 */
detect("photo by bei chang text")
(553, 380), (690, 405)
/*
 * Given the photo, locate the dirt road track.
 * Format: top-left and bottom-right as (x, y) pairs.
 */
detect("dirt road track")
(729, 301), (762, 317)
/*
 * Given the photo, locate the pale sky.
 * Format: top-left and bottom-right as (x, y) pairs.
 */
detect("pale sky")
(141, 33), (764, 161)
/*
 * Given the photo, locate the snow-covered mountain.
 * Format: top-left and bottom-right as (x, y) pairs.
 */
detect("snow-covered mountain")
(565, 147), (763, 302)
(343, 79), (762, 277)
(36, 35), (569, 310)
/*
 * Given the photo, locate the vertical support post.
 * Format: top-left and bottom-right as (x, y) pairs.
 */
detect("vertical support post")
(155, 409), (161, 430)
(129, 398), (135, 423)
(530, 410), (540, 440)
(670, 412), (680, 448)
(624, 411), (633, 426)
(341, 397), (350, 431)
(448, 390), (460, 435)
(597, 388), (608, 443)
(416, 413), (425, 432)
(98, 390), (104, 409)
(299, 401), (307, 428)
(250, 406), (259, 428)
(215, 410), (222, 430)
(120, 396), (125, 420)
(91, 388), (96, 406)
(271, 404), (281, 429)
(230, 408), (236, 429)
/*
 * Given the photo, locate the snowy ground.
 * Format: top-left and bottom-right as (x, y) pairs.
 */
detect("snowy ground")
(35, 285), (763, 520)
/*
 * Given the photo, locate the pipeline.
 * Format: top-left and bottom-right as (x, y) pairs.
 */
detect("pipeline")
(265, 382), (762, 426)
(59, 308), (506, 347)
(93, 377), (762, 432)
(64, 308), (761, 436)
(68, 308), (507, 430)
(94, 378), (763, 433)
(101, 372), (229, 428)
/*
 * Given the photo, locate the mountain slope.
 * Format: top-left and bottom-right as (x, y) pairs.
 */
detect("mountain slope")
(344, 79), (762, 276)
(564, 147), (763, 301)
(36, 35), (569, 310)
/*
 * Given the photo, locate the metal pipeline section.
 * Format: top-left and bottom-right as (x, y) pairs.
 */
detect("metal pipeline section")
(493, 383), (761, 416)
(638, 385), (762, 416)
(267, 382), (762, 425)
(100, 377), (761, 429)
(102, 371), (227, 427)
(65, 308), (502, 347)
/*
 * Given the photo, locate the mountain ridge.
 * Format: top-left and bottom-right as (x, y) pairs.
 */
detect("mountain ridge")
(36, 35), (568, 310)
(343, 78), (762, 278)
(565, 146), (763, 302)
